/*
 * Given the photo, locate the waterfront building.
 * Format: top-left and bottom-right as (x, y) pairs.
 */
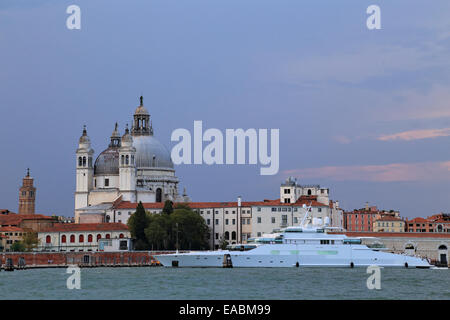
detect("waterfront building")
(405, 213), (450, 233)
(373, 215), (405, 233)
(0, 226), (25, 252)
(0, 212), (56, 233)
(75, 96), (189, 223)
(344, 204), (400, 232)
(37, 223), (130, 252)
(18, 168), (36, 215)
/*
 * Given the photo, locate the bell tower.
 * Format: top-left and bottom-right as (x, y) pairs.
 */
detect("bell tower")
(18, 168), (36, 214)
(119, 125), (137, 202)
(75, 126), (94, 221)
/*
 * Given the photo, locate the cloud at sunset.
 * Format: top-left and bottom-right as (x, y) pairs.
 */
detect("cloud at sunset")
(377, 128), (450, 141)
(283, 161), (450, 182)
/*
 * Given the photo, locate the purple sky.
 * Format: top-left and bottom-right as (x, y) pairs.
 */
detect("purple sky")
(1, 0), (450, 218)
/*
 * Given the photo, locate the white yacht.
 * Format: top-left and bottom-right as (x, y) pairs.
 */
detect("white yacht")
(154, 205), (431, 268)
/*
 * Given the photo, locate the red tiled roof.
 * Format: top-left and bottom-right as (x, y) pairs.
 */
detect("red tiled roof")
(40, 223), (128, 233)
(330, 231), (450, 239)
(0, 226), (24, 232)
(376, 216), (404, 222)
(115, 197), (329, 210)
(406, 217), (430, 223)
(0, 214), (56, 227)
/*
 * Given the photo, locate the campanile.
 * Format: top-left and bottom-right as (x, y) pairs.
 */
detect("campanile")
(18, 168), (36, 214)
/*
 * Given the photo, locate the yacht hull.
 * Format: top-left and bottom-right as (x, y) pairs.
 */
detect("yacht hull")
(154, 244), (431, 268)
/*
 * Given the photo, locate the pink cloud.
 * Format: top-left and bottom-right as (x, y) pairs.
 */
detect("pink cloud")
(378, 128), (450, 141)
(283, 161), (450, 182)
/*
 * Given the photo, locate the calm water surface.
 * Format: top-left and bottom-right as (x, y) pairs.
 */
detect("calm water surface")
(0, 267), (448, 300)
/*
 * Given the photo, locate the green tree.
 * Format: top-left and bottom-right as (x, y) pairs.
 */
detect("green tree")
(162, 200), (174, 215)
(127, 202), (150, 250)
(10, 241), (26, 252)
(22, 232), (39, 251)
(170, 206), (210, 250)
(219, 237), (229, 250)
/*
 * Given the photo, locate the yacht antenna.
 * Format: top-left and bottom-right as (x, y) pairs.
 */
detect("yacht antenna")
(299, 202), (313, 227)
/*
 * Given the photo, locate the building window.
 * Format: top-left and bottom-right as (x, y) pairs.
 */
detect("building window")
(257, 217), (261, 223)
(207, 219), (210, 225)
(61, 235), (66, 243)
(104, 179), (109, 187)
(231, 231), (236, 240)
(156, 188), (162, 203)
(105, 234), (110, 239)
(257, 207), (261, 212)
(232, 219), (235, 225)
(272, 217), (276, 224)
(215, 219), (219, 225)
(88, 234), (93, 242)
(119, 233), (124, 239)
(224, 232), (229, 240)
(225, 219), (229, 225)
(247, 218), (250, 224)
(284, 198), (291, 204)
(46, 235), (51, 244)
(70, 235), (75, 243)
(79, 235), (84, 242)
(97, 234), (101, 241)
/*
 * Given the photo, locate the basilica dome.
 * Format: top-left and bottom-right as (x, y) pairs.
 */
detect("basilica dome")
(133, 135), (174, 169)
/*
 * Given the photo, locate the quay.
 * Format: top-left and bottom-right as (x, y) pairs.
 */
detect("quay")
(0, 251), (180, 271)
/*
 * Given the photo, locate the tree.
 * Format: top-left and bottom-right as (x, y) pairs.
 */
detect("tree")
(127, 202), (150, 250)
(162, 200), (174, 215)
(144, 204), (210, 251)
(170, 207), (210, 250)
(22, 232), (39, 251)
(10, 241), (26, 252)
(219, 237), (229, 250)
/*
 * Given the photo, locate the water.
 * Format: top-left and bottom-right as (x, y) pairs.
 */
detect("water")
(0, 267), (448, 300)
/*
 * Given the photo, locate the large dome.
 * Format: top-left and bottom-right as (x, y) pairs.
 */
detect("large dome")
(133, 135), (174, 169)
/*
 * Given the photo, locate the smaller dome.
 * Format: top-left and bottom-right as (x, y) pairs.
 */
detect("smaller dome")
(134, 96), (149, 115)
(94, 148), (119, 175)
(79, 126), (90, 144)
(122, 126), (133, 146)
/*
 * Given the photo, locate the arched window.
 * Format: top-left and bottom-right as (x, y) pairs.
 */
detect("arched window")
(61, 235), (67, 243)
(88, 234), (93, 243)
(82, 157), (86, 167)
(437, 225), (443, 232)
(131, 155), (134, 165)
(97, 234), (102, 241)
(119, 233), (124, 238)
(126, 155), (129, 165)
(46, 235), (51, 244)
(156, 188), (162, 203)
(70, 235), (75, 243)
(308, 189), (312, 196)
(121, 155), (124, 165)
(405, 244), (415, 250)
(78, 157), (82, 167)
(439, 245), (447, 250)
(224, 232), (229, 240)
(231, 231), (236, 240)
(105, 215), (110, 223)
(79, 234), (84, 243)
(105, 234), (110, 239)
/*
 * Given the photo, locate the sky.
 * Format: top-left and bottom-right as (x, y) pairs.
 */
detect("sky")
(1, 0), (450, 218)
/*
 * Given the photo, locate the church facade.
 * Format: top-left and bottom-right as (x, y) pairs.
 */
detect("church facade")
(74, 97), (189, 223)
